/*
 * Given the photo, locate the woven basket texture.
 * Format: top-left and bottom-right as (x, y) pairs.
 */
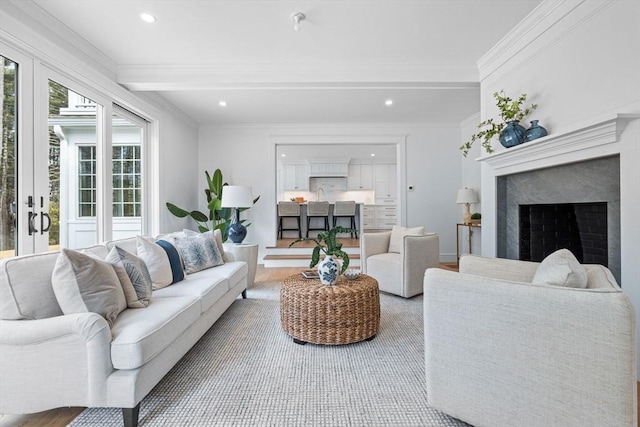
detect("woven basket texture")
(280, 274), (380, 345)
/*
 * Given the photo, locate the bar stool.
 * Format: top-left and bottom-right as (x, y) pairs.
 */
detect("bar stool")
(278, 201), (301, 239)
(333, 201), (358, 238)
(306, 201), (330, 238)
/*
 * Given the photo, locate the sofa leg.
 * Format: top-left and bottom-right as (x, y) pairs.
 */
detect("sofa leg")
(241, 289), (247, 299)
(123, 403), (140, 427)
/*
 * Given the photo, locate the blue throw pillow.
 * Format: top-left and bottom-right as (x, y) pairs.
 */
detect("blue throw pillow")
(156, 240), (185, 284)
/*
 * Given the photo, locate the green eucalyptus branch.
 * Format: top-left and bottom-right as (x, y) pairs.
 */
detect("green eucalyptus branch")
(460, 90), (537, 157)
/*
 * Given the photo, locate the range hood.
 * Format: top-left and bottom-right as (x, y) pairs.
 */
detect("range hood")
(307, 159), (350, 177)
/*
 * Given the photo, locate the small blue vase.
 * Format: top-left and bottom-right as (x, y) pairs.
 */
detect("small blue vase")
(499, 120), (527, 148)
(525, 120), (548, 142)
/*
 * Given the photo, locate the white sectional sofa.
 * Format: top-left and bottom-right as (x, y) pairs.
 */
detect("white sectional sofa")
(0, 233), (248, 427)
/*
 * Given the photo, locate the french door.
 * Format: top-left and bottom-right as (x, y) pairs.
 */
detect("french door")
(1, 44), (148, 258)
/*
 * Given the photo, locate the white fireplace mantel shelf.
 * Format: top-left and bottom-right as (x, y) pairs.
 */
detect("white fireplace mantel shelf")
(478, 113), (639, 176)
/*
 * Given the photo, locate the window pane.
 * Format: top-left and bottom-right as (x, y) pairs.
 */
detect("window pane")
(0, 57), (17, 258)
(112, 111), (143, 237)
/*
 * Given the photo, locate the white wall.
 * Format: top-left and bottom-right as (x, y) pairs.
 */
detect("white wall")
(198, 125), (463, 262)
(477, 0), (640, 376)
(155, 99), (200, 234)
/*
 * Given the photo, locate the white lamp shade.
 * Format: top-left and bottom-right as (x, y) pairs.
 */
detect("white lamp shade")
(456, 188), (477, 204)
(221, 186), (254, 208)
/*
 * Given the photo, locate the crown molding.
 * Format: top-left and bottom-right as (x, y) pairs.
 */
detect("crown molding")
(477, 0), (615, 81)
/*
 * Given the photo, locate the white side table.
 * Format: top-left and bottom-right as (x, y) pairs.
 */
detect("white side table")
(223, 242), (259, 288)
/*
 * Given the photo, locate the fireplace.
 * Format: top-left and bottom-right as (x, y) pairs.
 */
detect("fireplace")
(519, 202), (608, 265)
(496, 155), (620, 282)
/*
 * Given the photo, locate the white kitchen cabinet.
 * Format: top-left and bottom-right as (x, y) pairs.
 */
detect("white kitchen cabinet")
(308, 162), (348, 177)
(283, 164), (308, 191)
(348, 164), (374, 190)
(362, 205), (376, 230)
(375, 205), (398, 229)
(374, 164), (397, 198)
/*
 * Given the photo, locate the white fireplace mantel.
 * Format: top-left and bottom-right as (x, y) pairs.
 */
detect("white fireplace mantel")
(478, 113), (639, 176)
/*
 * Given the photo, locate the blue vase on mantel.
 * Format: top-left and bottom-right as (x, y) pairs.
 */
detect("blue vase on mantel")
(499, 120), (527, 148)
(525, 120), (548, 142)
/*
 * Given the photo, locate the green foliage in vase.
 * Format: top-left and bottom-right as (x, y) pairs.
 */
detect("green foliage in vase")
(166, 168), (259, 242)
(470, 212), (481, 220)
(289, 226), (356, 273)
(460, 90), (537, 157)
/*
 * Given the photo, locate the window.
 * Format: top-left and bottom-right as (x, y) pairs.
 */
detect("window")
(112, 145), (142, 217)
(77, 145), (96, 217)
(77, 144), (142, 218)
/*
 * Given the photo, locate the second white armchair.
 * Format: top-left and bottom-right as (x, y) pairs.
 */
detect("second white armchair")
(361, 226), (439, 298)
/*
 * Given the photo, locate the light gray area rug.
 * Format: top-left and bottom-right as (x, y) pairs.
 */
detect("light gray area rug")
(70, 280), (469, 426)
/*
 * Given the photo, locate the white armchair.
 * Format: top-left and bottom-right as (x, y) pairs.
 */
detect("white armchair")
(361, 227), (439, 298)
(423, 254), (637, 427)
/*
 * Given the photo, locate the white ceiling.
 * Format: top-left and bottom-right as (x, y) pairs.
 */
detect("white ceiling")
(27, 0), (542, 126)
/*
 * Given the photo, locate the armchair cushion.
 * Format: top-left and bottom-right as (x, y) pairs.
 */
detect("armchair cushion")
(388, 225), (424, 253)
(532, 248), (587, 288)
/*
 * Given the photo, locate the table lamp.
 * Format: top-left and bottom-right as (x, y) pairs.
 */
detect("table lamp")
(456, 188), (477, 225)
(221, 185), (254, 244)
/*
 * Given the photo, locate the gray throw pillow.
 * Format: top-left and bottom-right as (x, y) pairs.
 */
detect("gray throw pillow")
(183, 229), (225, 261)
(174, 232), (224, 274)
(106, 246), (153, 308)
(51, 248), (127, 326)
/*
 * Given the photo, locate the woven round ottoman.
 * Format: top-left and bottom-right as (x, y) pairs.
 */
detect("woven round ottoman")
(280, 273), (380, 345)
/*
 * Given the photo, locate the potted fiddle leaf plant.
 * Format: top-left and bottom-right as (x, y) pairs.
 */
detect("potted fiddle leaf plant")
(460, 90), (537, 157)
(166, 168), (259, 242)
(289, 226), (356, 285)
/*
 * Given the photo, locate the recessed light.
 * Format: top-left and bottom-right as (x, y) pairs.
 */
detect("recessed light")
(281, 154), (286, 157)
(218, 101), (227, 107)
(385, 99), (393, 106)
(371, 153), (376, 157)
(140, 13), (156, 23)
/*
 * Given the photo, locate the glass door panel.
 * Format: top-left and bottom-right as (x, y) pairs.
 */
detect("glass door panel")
(0, 56), (17, 258)
(48, 79), (98, 249)
(112, 110), (144, 239)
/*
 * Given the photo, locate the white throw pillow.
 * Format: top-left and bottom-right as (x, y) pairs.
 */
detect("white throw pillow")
(106, 246), (153, 308)
(388, 225), (425, 253)
(532, 249), (588, 288)
(51, 249), (127, 326)
(136, 236), (173, 289)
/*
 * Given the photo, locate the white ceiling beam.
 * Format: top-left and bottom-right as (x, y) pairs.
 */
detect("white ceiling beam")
(117, 63), (479, 91)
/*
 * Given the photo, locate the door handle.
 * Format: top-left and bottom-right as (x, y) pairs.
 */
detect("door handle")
(28, 211), (38, 235)
(41, 212), (51, 234)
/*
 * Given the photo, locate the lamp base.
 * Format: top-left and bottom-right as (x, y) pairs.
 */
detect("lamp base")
(228, 222), (247, 244)
(462, 203), (472, 225)
(462, 212), (472, 225)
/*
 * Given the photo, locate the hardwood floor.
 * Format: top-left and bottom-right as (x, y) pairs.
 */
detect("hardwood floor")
(2, 265), (638, 426)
